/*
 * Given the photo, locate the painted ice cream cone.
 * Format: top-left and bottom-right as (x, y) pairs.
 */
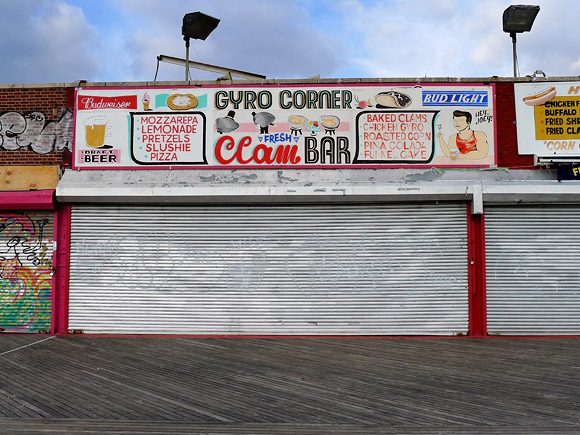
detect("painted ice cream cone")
(143, 93), (151, 111)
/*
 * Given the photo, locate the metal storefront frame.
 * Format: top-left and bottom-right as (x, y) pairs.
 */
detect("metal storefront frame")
(0, 191), (57, 333)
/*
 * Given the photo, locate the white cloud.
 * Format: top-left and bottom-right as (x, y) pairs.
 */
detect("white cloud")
(115, 0), (341, 81)
(0, 0), (578, 84)
(330, 0), (508, 78)
(517, 0), (580, 77)
(315, 0), (580, 79)
(0, 0), (100, 83)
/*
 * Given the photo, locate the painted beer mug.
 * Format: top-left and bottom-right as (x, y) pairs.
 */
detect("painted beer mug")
(84, 116), (111, 148)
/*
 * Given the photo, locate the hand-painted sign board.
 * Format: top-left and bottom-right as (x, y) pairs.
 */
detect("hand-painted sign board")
(74, 84), (496, 169)
(515, 82), (580, 157)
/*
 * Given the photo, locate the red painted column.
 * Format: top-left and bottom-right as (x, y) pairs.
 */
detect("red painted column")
(52, 204), (71, 335)
(467, 204), (487, 337)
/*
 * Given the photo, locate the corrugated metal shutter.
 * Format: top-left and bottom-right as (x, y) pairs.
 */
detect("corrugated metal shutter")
(68, 203), (468, 335)
(0, 211), (53, 333)
(486, 205), (580, 335)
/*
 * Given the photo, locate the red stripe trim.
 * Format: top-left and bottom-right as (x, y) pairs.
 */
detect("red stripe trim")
(0, 190), (55, 209)
(52, 334), (580, 339)
(58, 334), (479, 339)
(53, 205), (71, 335)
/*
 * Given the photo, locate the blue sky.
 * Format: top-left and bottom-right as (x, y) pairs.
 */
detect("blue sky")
(0, 0), (578, 84)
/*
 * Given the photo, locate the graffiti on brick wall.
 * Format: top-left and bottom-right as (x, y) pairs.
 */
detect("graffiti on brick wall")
(0, 212), (53, 332)
(0, 110), (73, 154)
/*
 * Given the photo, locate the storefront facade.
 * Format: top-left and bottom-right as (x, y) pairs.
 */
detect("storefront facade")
(58, 81), (491, 335)
(0, 85), (73, 333)
(3, 77), (580, 336)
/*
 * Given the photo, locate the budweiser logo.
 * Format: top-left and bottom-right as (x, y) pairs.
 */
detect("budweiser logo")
(78, 95), (137, 110)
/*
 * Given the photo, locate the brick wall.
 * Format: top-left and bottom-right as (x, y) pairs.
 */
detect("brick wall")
(0, 86), (74, 167)
(0, 87), (68, 112)
(495, 82), (535, 168)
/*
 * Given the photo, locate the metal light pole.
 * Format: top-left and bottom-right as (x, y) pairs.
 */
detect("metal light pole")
(184, 37), (190, 81)
(182, 12), (220, 81)
(510, 32), (518, 78)
(502, 5), (540, 77)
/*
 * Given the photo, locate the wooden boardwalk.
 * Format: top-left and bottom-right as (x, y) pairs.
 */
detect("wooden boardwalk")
(0, 335), (579, 434)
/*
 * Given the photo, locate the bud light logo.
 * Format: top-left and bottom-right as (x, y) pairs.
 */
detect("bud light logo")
(422, 91), (488, 106)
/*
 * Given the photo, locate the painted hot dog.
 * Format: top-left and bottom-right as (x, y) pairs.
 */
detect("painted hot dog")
(523, 86), (557, 106)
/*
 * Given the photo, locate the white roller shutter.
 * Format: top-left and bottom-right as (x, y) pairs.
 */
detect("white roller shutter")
(486, 205), (580, 335)
(68, 203), (468, 335)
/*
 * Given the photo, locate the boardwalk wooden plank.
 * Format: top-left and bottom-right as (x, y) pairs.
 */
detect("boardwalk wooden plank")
(0, 336), (579, 433)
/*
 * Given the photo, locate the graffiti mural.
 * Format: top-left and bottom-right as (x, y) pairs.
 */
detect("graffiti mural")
(0, 110), (73, 154)
(0, 212), (53, 332)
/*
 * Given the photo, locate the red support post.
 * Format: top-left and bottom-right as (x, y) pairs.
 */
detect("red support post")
(52, 204), (71, 335)
(467, 204), (487, 337)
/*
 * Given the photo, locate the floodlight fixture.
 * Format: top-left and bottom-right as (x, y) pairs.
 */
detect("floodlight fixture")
(503, 5), (540, 77)
(182, 12), (220, 81)
(182, 12), (220, 40)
